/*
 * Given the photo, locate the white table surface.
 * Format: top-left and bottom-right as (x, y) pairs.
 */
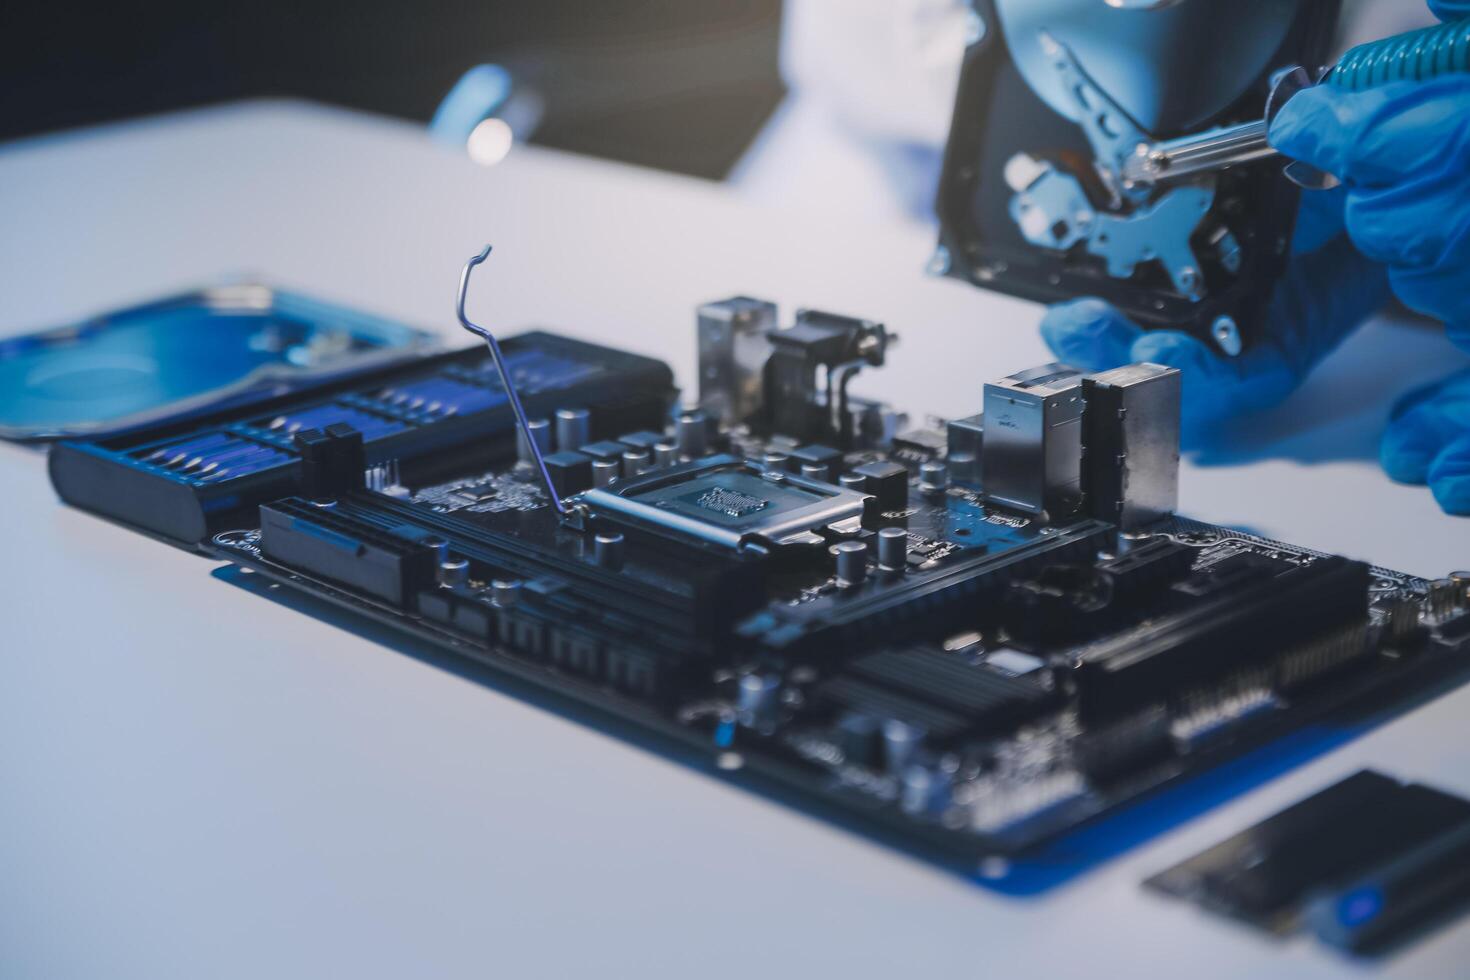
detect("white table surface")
(1, 100), (1467, 980)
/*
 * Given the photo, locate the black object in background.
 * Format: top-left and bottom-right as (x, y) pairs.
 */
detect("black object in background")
(0, 0), (783, 180)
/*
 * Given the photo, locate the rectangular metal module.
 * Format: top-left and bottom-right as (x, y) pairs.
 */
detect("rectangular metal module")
(982, 363), (1084, 518)
(697, 297), (775, 425)
(1083, 363), (1181, 529)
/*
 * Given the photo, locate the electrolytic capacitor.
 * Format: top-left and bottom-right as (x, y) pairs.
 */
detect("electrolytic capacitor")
(839, 472), (866, 492)
(801, 462), (830, 482)
(763, 451), (790, 473)
(836, 712), (882, 767)
(439, 558), (470, 589)
(877, 527), (908, 571)
(947, 450), (978, 486)
(490, 578), (522, 606)
(737, 672), (782, 728)
(654, 442), (679, 469)
(919, 460), (948, 495)
(676, 409), (708, 458)
(595, 531), (625, 571)
(882, 719), (923, 775)
(622, 449), (651, 478)
(592, 458), (619, 487)
(554, 407), (591, 452)
(835, 540), (868, 586)
(519, 417), (553, 464)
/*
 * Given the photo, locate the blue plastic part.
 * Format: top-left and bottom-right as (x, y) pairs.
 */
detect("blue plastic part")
(429, 64), (512, 144)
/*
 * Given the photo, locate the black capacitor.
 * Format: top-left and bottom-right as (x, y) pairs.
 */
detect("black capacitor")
(853, 460), (909, 510)
(579, 440), (627, 463)
(789, 444), (843, 481)
(543, 450), (594, 498)
(617, 430), (666, 453)
(835, 712), (883, 767)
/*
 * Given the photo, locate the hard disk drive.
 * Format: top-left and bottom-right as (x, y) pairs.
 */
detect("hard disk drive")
(936, 0), (1342, 355)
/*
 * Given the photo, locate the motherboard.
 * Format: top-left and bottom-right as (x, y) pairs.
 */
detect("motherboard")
(49, 291), (1470, 868)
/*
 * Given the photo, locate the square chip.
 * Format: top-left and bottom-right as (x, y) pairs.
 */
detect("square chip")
(688, 484), (771, 519)
(581, 455), (870, 551)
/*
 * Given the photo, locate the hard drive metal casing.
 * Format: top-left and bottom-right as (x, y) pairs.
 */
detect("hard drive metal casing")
(935, 0), (1342, 354)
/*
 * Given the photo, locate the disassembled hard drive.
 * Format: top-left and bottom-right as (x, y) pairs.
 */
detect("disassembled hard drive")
(935, 0), (1343, 354)
(45, 255), (1470, 871)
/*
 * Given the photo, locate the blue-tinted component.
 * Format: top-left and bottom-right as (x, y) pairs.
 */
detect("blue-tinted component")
(429, 64), (513, 144)
(448, 348), (602, 395)
(131, 431), (294, 483)
(253, 403), (407, 440)
(106, 340), (614, 490)
(0, 285), (434, 441)
(1337, 886), (1385, 927)
(372, 376), (499, 417)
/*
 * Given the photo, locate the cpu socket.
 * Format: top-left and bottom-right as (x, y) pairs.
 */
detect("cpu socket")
(580, 455), (869, 553)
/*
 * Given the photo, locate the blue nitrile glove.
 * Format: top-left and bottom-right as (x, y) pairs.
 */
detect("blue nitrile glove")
(1267, 7), (1470, 514)
(1269, 80), (1470, 346)
(1043, 1), (1470, 513)
(1040, 225), (1390, 447)
(1380, 369), (1470, 514)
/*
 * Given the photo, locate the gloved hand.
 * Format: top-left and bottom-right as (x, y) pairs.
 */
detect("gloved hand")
(1040, 217), (1390, 446)
(1381, 369), (1470, 514)
(1043, 0), (1470, 514)
(1269, 79), (1470, 347)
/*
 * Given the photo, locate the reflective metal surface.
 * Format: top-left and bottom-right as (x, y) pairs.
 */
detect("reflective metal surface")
(0, 284), (434, 441)
(994, 0), (1304, 135)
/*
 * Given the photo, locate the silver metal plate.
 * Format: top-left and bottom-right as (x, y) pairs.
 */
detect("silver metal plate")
(993, 0), (1303, 135)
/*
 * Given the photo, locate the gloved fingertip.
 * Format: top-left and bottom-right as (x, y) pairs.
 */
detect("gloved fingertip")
(1427, 435), (1470, 516)
(1129, 330), (1218, 375)
(1267, 85), (1339, 166)
(1040, 298), (1141, 371)
(1381, 444), (1437, 486)
(1432, 475), (1470, 516)
(1430, 1), (1470, 23)
(1380, 408), (1440, 485)
(1446, 320), (1470, 357)
(1291, 185), (1348, 256)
